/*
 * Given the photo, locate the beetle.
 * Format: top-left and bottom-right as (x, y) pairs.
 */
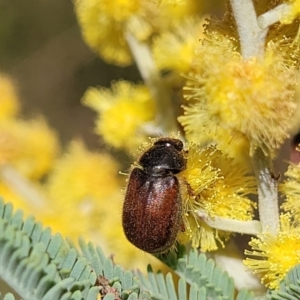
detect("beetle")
(122, 138), (186, 253)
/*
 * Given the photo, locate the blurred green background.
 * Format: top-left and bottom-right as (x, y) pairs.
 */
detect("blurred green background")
(0, 0), (141, 149)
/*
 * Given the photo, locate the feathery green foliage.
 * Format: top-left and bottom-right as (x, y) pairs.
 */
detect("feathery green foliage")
(0, 199), (99, 300)
(0, 293), (16, 300)
(155, 245), (254, 300)
(0, 198), (298, 300)
(266, 265), (300, 300)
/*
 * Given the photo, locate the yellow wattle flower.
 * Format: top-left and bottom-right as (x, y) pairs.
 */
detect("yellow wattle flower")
(153, 16), (206, 75)
(0, 182), (32, 215)
(178, 144), (256, 252)
(178, 211), (230, 252)
(244, 214), (300, 290)
(0, 74), (20, 120)
(74, 0), (204, 65)
(179, 35), (298, 155)
(74, 0), (139, 66)
(280, 162), (300, 218)
(46, 140), (120, 202)
(83, 80), (156, 150)
(0, 118), (59, 180)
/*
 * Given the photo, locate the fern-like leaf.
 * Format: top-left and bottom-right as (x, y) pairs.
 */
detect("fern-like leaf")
(0, 200), (99, 300)
(266, 264), (300, 300)
(0, 293), (16, 300)
(0, 198), (256, 300)
(0, 199), (169, 299)
(156, 245), (255, 300)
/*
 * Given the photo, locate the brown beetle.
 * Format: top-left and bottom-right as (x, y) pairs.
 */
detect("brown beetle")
(122, 138), (186, 253)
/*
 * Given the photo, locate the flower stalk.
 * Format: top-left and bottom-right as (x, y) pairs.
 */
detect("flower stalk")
(197, 209), (262, 235)
(125, 32), (179, 135)
(229, 0), (280, 234)
(257, 3), (292, 29)
(252, 148), (279, 233)
(0, 164), (47, 209)
(229, 0), (268, 58)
